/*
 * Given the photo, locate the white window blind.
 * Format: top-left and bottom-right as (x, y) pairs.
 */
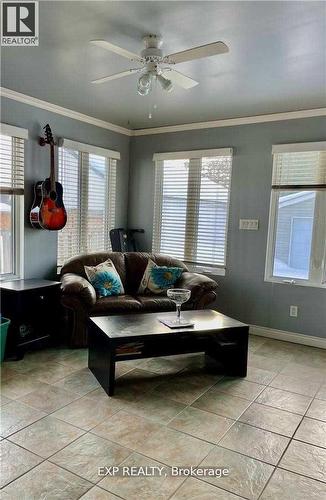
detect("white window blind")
(152, 149), (233, 270)
(57, 144), (118, 268)
(265, 143), (326, 288)
(0, 133), (25, 195)
(0, 124), (27, 278)
(272, 150), (326, 189)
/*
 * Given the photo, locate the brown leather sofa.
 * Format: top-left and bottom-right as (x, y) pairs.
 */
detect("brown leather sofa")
(60, 252), (218, 347)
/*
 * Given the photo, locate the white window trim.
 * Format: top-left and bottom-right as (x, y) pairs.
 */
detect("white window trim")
(62, 138), (120, 160)
(0, 123), (28, 140)
(152, 148), (233, 272)
(0, 123), (26, 280)
(265, 142), (326, 289)
(153, 148), (232, 161)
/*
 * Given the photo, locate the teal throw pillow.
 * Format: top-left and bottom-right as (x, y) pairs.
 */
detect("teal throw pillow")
(84, 259), (124, 298)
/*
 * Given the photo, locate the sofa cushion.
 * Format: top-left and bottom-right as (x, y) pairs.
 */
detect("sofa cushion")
(61, 252), (127, 289)
(124, 252), (188, 294)
(85, 259), (124, 298)
(138, 259), (183, 295)
(90, 295), (142, 315)
(137, 295), (176, 312)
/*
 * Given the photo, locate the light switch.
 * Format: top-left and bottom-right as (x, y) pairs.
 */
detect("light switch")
(239, 219), (259, 230)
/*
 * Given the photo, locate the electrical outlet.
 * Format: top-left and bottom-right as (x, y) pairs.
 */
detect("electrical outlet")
(239, 219), (259, 230)
(290, 305), (298, 317)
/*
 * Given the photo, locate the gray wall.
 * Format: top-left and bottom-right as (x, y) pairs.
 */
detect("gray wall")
(1, 97), (130, 280)
(128, 117), (326, 338)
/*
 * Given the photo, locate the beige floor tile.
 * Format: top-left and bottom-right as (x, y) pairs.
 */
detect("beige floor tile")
(9, 415), (85, 458)
(170, 477), (244, 499)
(200, 446), (274, 500)
(193, 388), (251, 419)
(99, 452), (185, 500)
(255, 341), (295, 362)
(114, 368), (168, 400)
(52, 395), (121, 430)
(153, 370), (221, 405)
(138, 357), (187, 375)
(248, 353), (285, 372)
(245, 366), (276, 385)
(0, 400), (46, 437)
(239, 402), (302, 437)
(168, 406), (234, 443)
(80, 487), (121, 499)
(53, 368), (100, 395)
(294, 417), (326, 448)
(91, 410), (162, 450)
(0, 365), (20, 381)
(213, 378), (265, 401)
(279, 440), (326, 482)
(27, 361), (78, 384)
(114, 362), (135, 378)
(1, 460), (92, 499)
(291, 348), (326, 370)
(137, 426), (213, 467)
(248, 335), (267, 353)
(260, 468), (326, 500)
(256, 387), (312, 415)
(51, 432), (130, 483)
(270, 373), (320, 397)
(18, 384), (80, 412)
(316, 385), (326, 401)
(59, 349), (89, 370)
(0, 439), (42, 488)
(0, 374), (49, 399)
(0, 395), (12, 407)
(280, 362), (326, 383)
(219, 422), (289, 465)
(120, 392), (187, 424)
(306, 399), (326, 422)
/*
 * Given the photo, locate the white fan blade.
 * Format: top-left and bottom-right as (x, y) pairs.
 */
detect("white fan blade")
(92, 69), (141, 84)
(90, 40), (143, 62)
(162, 69), (198, 89)
(167, 41), (229, 64)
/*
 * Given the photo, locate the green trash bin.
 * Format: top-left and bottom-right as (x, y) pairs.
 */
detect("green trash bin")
(0, 317), (10, 362)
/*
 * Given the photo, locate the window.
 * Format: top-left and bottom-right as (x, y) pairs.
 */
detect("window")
(57, 139), (119, 269)
(0, 124), (27, 279)
(152, 149), (233, 273)
(265, 142), (326, 287)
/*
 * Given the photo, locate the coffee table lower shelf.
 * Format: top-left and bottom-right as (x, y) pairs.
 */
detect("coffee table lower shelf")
(88, 311), (249, 397)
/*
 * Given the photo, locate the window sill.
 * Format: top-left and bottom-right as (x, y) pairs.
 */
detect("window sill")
(265, 277), (326, 289)
(187, 265), (226, 277)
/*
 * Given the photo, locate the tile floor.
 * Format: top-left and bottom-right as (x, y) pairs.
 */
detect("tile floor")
(0, 335), (326, 499)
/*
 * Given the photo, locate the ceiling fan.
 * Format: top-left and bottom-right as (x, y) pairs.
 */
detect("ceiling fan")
(90, 34), (229, 95)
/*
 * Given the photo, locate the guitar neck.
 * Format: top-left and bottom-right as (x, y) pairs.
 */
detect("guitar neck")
(50, 144), (56, 192)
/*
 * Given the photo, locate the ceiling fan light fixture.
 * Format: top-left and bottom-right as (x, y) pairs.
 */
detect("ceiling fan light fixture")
(137, 72), (153, 95)
(157, 74), (173, 92)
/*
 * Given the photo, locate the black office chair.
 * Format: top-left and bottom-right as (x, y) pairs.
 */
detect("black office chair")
(110, 228), (144, 252)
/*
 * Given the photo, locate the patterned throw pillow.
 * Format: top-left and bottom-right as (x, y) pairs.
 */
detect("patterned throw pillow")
(138, 259), (183, 295)
(84, 259), (124, 298)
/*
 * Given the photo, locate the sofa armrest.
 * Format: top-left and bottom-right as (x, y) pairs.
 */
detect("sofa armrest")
(176, 271), (217, 306)
(61, 273), (96, 308)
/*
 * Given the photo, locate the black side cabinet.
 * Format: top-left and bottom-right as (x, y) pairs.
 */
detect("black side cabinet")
(0, 279), (61, 359)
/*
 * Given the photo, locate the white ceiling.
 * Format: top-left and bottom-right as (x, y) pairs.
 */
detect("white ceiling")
(1, 1), (325, 129)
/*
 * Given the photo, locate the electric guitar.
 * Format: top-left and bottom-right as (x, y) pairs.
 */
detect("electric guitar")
(30, 125), (67, 230)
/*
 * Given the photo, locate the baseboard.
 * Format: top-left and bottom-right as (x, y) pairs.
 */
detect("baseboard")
(249, 324), (326, 349)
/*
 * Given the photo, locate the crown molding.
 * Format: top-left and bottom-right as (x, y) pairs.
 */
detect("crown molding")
(133, 107), (326, 136)
(0, 87), (132, 136)
(1, 86), (325, 138)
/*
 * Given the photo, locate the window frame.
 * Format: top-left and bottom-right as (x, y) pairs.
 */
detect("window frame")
(57, 139), (120, 271)
(152, 148), (233, 275)
(0, 124), (27, 281)
(265, 143), (326, 289)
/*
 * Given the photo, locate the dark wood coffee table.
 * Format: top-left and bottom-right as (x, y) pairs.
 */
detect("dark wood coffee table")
(88, 310), (249, 396)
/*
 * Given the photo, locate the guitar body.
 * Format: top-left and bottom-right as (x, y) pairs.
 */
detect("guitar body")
(30, 124), (67, 231)
(39, 179), (67, 231)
